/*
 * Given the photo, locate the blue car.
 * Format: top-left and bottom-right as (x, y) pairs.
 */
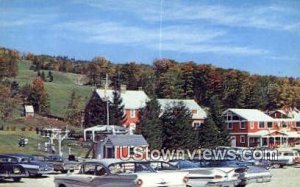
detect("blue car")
(0, 154), (53, 176)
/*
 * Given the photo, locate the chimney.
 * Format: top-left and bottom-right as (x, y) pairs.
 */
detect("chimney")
(120, 85), (127, 93)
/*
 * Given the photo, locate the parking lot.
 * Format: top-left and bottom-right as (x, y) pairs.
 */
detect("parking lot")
(1, 166), (300, 187)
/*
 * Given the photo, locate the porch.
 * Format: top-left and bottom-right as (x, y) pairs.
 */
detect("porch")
(248, 130), (300, 148)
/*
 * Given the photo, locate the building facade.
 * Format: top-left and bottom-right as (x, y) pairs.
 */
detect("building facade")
(224, 108), (300, 148)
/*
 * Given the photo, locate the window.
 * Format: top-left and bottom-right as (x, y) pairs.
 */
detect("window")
(227, 123), (233, 129)
(192, 110), (197, 114)
(240, 122), (246, 129)
(267, 122), (273, 128)
(250, 138), (255, 143)
(259, 122), (265, 129)
(130, 109), (136, 118)
(250, 122), (254, 129)
(296, 122), (300, 128)
(282, 121), (287, 128)
(240, 135), (245, 143)
(193, 122), (201, 128)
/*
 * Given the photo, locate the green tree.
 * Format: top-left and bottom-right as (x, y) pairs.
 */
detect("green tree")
(138, 98), (162, 150)
(48, 71), (54, 82)
(196, 113), (220, 148)
(109, 90), (126, 126)
(64, 90), (82, 127)
(84, 90), (107, 127)
(160, 102), (196, 150)
(41, 71), (46, 81)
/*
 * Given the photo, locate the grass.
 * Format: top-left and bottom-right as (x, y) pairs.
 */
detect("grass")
(0, 131), (89, 157)
(11, 61), (92, 117)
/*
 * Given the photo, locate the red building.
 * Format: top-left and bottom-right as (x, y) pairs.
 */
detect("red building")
(223, 108), (300, 148)
(96, 86), (150, 131)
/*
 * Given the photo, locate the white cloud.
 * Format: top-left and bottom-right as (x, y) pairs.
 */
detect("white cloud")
(57, 20), (268, 56)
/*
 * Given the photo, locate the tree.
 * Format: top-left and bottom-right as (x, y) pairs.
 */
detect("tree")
(28, 77), (50, 115)
(0, 84), (19, 126)
(64, 90), (82, 127)
(209, 95), (230, 146)
(0, 48), (19, 80)
(160, 102), (197, 150)
(196, 113), (220, 148)
(109, 90), (126, 126)
(138, 98), (162, 150)
(41, 71), (46, 81)
(84, 90), (107, 127)
(48, 71), (54, 82)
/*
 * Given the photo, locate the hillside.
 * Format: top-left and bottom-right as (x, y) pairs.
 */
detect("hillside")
(11, 61), (92, 118)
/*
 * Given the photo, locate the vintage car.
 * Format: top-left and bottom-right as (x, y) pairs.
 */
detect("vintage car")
(193, 160), (272, 186)
(33, 154), (80, 173)
(1, 154), (53, 176)
(277, 151), (300, 165)
(47, 154), (80, 173)
(168, 160), (240, 187)
(0, 162), (27, 182)
(54, 159), (189, 187)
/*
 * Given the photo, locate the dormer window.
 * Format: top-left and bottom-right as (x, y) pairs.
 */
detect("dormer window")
(192, 110), (197, 114)
(130, 109), (136, 118)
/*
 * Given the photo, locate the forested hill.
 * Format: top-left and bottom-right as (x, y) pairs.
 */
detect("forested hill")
(1, 47), (300, 117)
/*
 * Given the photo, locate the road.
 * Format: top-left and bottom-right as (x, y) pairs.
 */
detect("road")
(1, 166), (300, 187)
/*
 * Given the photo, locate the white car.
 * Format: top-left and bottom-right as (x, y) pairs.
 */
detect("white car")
(54, 159), (189, 187)
(277, 151), (300, 165)
(152, 160), (240, 187)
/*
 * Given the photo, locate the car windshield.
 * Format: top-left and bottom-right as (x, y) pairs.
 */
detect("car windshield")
(32, 156), (45, 161)
(148, 161), (178, 171)
(108, 162), (154, 174)
(47, 155), (63, 161)
(0, 156), (18, 163)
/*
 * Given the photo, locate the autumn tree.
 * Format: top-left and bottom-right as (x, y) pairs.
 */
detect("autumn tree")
(0, 84), (19, 126)
(28, 77), (50, 115)
(0, 48), (20, 80)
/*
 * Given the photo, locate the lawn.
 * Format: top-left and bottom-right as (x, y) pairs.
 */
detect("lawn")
(0, 131), (89, 157)
(11, 61), (92, 117)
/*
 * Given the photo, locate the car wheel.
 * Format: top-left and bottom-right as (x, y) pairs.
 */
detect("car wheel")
(272, 163), (280, 169)
(61, 170), (68, 174)
(13, 177), (22, 182)
(59, 184), (66, 187)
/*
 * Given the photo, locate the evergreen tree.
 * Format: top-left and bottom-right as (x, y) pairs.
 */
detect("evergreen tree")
(109, 90), (126, 126)
(196, 113), (220, 148)
(138, 98), (162, 150)
(48, 71), (54, 82)
(65, 90), (82, 127)
(84, 90), (107, 127)
(41, 71), (46, 81)
(209, 95), (230, 146)
(160, 102), (197, 150)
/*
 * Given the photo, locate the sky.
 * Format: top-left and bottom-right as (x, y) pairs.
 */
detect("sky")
(0, 0), (300, 77)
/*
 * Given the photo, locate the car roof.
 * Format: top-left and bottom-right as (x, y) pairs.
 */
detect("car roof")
(82, 159), (148, 167)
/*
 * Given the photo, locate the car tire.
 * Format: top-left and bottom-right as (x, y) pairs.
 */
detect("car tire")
(59, 184), (66, 187)
(272, 163), (280, 169)
(13, 177), (22, 182)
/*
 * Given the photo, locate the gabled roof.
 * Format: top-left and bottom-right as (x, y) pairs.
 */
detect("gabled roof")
(96, 89), (150, 110)
(157, 99), (207, 119)
(106, 135), (148, 146)
(24, 105), (34, 113)
(224, 108), (274, 121)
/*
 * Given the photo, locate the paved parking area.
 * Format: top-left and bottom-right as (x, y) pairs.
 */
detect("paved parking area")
(1, 166), (300, 187)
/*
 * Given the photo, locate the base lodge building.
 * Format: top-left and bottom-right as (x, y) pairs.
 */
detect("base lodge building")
(94, 86), (207, 131)
(224, 108), (300, 148)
